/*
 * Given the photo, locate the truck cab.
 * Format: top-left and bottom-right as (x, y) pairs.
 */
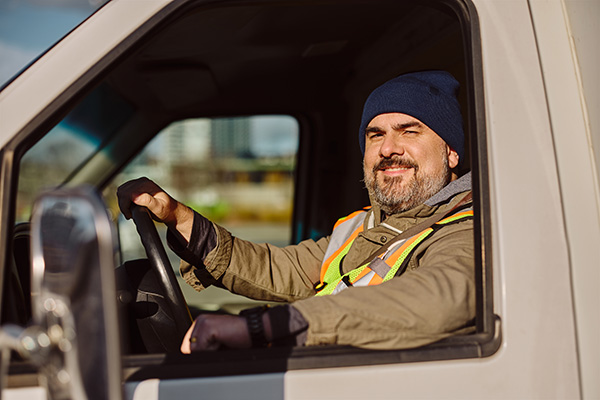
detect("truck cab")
(0, 0), (598, 398)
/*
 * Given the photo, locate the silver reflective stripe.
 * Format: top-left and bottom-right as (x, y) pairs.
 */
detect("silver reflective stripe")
(368, 258), (391, 278)
(381, 237), (407, 260)
(353, 270), (376, 287)
(321, 212), (366, 264)
(331, 279), (351, 295)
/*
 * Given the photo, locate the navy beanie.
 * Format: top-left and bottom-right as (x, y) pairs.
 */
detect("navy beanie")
(359, 70), (465, 162)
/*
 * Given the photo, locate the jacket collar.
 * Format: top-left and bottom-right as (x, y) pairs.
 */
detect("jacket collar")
(425, 171), (472, 206)
(369, 171), (472, 227)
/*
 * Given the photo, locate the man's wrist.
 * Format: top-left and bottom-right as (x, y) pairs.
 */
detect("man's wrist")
(240, 306), (271, 347)
(166, 203), (194, 243)
(237, 305), (309, 348)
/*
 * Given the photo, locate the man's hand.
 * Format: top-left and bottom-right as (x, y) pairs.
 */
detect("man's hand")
(181, 313), (273, 352)
(117, 177), (177, 222)
(117, 177), (194, 242)
(181, 314), (252, 352)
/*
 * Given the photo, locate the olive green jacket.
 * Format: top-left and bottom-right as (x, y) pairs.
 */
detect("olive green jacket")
(180, 174), (475, 349)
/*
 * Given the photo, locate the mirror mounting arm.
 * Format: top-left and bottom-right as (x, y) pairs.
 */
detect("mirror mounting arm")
(0, 297), (86, 400)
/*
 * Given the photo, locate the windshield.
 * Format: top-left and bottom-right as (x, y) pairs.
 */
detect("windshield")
(0, 0), (107, 88)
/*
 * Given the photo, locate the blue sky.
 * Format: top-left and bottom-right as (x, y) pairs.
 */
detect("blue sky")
(0, 0), (104, 86)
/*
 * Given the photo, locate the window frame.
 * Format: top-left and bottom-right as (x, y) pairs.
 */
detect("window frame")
(0, 0), (498, 380)
(114, 0), (500, 373)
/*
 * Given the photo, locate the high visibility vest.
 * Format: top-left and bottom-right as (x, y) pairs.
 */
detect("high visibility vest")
(314, 208), (473, 296)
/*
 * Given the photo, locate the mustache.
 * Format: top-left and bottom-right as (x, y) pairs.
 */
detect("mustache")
(373, 156), (419, 173)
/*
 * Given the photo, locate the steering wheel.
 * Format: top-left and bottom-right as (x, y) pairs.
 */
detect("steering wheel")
(130, 205), (192, 339)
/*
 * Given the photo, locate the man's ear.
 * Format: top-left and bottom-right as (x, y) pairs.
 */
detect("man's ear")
(447, 146), (459, 169)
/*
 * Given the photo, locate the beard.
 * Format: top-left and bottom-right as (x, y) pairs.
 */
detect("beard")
(364, 153), (451, 215)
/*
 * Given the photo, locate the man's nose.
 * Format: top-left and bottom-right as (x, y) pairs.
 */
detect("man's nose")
(379, 134), (405, 158)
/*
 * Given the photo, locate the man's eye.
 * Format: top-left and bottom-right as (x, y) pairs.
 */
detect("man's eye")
(368, 132), (383, 139)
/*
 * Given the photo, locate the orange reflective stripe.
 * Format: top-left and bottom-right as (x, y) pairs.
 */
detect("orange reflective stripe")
(350, 265), (372, 284)
(438, 210), (473, 224)
(319, 225), (363, 282)
(368, 274), (383, 285)
(333, 207), (370, 230)
(384, 229), (432, 266)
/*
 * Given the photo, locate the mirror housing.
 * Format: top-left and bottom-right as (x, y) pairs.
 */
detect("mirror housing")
(0, 187), (123, 400)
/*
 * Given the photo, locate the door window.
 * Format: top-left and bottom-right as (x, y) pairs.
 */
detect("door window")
(104, 115), (299, 312)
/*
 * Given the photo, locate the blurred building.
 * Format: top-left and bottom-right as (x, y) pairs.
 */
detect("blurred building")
(210, 118), (252, 158)
(164, 118), (211, 164)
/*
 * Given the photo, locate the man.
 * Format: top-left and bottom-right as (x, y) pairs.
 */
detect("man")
(117, 70), (475, 353)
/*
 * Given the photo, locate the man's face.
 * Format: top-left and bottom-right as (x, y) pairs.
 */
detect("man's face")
(363, 113), (459, 215)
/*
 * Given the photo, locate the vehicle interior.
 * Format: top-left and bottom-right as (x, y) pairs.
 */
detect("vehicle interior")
(2, 0), (495, 378)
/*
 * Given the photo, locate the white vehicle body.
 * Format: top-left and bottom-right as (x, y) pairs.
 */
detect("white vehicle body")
(0, 0), (597, 399)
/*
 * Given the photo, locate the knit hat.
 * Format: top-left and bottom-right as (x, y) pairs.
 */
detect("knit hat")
(359, 71), (465, 162)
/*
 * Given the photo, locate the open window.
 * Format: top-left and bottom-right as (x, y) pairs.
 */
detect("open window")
(103, 115), (299, 315)
(2, 0), (496, 383)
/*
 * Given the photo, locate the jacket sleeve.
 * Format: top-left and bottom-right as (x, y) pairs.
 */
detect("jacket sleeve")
(291, 221), (475, 349)
(179, 221), (329, 302)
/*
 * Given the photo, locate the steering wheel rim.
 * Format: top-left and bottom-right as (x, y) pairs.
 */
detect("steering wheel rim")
(130, 205), (192, 339)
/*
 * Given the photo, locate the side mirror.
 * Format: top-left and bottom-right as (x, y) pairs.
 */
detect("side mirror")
(0, 187), (123, 400)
